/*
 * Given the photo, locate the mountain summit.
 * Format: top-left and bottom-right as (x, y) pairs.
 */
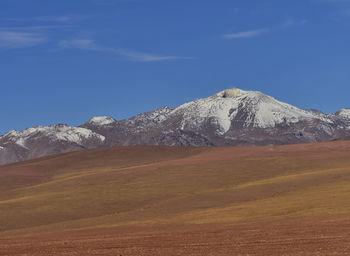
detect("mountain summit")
(1, 89), (349, 165)
(169, 88), (329, 134)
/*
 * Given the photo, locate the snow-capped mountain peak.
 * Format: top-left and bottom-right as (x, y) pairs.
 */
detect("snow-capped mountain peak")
(88, 116), (117, 126)
(173, 88), (331, 134)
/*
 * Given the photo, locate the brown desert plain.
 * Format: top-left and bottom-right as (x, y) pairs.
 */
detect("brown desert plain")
(1, 141), (350, 255)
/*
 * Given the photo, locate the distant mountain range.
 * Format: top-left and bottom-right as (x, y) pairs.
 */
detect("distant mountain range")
(1, 88), (349, 165)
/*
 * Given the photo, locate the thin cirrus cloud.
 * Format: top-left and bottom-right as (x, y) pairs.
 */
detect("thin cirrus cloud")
(0, 15), (79, 48)
(34, 16), (74, 22)
(0, 30), (46, 48)
(58, 39), (192, 62)
(222, 28), (270, 39)
(222, 19), (306, 40)
(4, 16), (83, 23)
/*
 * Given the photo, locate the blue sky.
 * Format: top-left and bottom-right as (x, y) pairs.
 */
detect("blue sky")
(1, 0), (350, 134)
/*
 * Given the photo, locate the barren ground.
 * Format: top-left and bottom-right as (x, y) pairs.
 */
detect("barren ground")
(2, 215), (350, 255)
(1, 141), (350, 255)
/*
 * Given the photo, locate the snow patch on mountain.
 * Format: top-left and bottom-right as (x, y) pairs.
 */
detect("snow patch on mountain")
(15, 138), (29, 149)
(88, 116), (117, 126)
(144, 106), (173, 123)
(2, 125), (105, 146)
(118, 106), (174, 134)
(337, 109), (350, 119)
(127, 106), (173, 125)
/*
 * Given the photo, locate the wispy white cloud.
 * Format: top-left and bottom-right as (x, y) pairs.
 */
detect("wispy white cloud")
(117, 49), (192, 62)
(281, 18), (308, 28)
(0, 15), (82, 48)
(223, 28), (269, 39)
(0, 25), (71, 32)
(0, 31), (46, 48)
(34, 16), (74, 22)
(58, 39), (192, 62)
(282, 18), (296, 28)
(3, 15), (86, 23)
(223, 18), (307, 40)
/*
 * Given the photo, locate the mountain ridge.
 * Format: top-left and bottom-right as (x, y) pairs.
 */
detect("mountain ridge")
(1, 88), (349, 165)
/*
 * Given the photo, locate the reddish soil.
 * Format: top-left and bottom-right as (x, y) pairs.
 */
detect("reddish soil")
(2, 141), (350, 255)
(1, 214), (350, 256)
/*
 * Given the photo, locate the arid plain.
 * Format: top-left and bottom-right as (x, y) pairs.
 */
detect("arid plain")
(1, 141), (350, 255)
